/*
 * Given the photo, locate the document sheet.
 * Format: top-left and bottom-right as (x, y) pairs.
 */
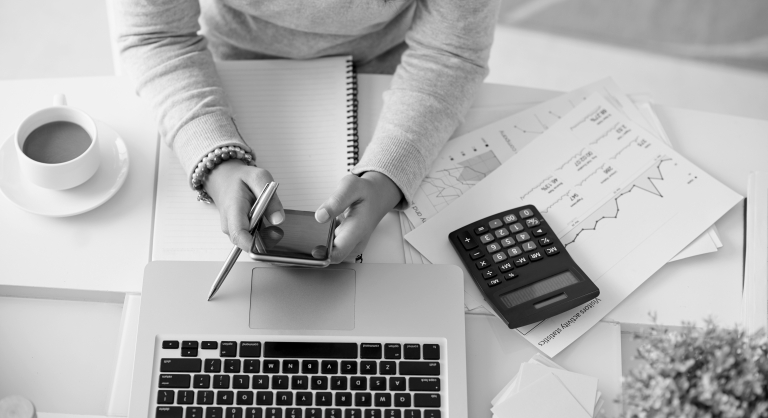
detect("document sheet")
(406, 94), (742, 356)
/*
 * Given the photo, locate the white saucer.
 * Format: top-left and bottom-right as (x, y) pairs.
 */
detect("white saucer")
(0, 120), (130, 217)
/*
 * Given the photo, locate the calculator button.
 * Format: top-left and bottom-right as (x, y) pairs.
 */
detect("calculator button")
(489, 219), (503, 229)
(515, 232), (531, 242)
(513, 256), (529, 267)
(522, 242), (537, 252)
(469, 250), (484, 260)
(492, 252), (508, 263)
(487, 278), (502, 288)
(525, 218), (541, 228)
(481, 269), (497, 279)
(486, 243), (501, 253)
(499, 262), (514, 272)
(500, 237), (515, 247)
(474, 225), (489, 235)
(545, 246), (560, 256)
(479, 233), (495, 244)
(529, 251), (544, 261)
(532, 228), (546, 237)
(507, 247), (523, 257)
(503, 214), (518, 224)
(519, 209), (534, 219)
(475, 259), (490, 269)
(503, 272), (519, 281)
(494, 228), (510, 238)
(508, 223), (524, 233)
(538, 237), (553, 246)
(458, 231), (478, 250)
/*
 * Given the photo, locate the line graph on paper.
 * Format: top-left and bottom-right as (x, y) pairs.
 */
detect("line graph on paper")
(418, 150), (501, 213)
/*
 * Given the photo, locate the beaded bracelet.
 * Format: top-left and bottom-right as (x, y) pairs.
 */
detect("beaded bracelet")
(190, 145), (256, 203)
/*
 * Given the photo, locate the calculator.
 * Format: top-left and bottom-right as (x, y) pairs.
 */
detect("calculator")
(449, 205), (599, 329)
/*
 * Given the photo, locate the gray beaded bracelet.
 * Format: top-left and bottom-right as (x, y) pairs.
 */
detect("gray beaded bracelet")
(190, 145), (256, 204)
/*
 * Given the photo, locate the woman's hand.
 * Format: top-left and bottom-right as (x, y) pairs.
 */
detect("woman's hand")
(315, 172), (404, 263)
(205, 159), (285, 251)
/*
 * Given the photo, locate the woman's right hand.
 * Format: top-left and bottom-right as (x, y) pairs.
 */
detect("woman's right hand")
(204, 159), (285, 251)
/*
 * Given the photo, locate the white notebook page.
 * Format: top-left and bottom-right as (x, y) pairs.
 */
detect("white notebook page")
(152, 57), (352, 261)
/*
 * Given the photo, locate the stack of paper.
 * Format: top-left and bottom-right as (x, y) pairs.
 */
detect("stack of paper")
(491, 354), (602, 418)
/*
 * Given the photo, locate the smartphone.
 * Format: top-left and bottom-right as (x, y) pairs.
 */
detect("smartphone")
(248, 209), (336, 267)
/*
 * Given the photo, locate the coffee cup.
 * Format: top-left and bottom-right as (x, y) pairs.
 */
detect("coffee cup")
(15, 94), (100, 190)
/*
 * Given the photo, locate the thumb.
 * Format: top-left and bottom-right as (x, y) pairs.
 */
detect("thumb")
(316, 175), (361, 223)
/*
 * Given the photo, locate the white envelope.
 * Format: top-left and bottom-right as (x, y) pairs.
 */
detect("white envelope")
(492, 374), (592, 418)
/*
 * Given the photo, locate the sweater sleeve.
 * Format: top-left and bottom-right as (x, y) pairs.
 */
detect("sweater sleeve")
(351, 0), (500, 209)
(114, 0), (250, 177)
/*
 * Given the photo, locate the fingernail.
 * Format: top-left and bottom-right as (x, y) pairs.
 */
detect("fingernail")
(316, 208), (330, 223)
(270, 210), (284, 225)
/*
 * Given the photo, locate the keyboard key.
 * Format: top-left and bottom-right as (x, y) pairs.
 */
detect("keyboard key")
(503, 213), (518, 224)
(364, 410), (381, 418)
(519, 208), (534, 219)
(236, 392), (254, 406)
(264, 342), (358, 359)
(503, 272), (519, 281)
(311, 376), (329, 390)
(205, 359), (222, 373)
(157, 407), (183, 418)
(265, 408), (282, 418)
(182, 348), (198, 357)
(276, 391), (293, 405)
(256, 391), (273, 406)
(331, 376), (347, 390)
(345, 409), (363, 418)
(225, 359), (241, 373)
(225, 407), (243, 418)
(194, 374), (210, 388)
(162, 341), (180, 349)
(475, 259), (490, 269)
(369, 377), (386, 391)
(335, 392), (352, 406)
(160, 374), (191, 388)
(508, 222), (524, 233)
(158, 390), (175, 404)
(513, 256), (529, 267)
(538, 236), (553, 246)
(473, 225), (488, 235)
(322, 360), (339, 374)
(305, 409), (322, 418)
(409, 377), (440, 391)
(529, 251), (544, 262)
(500, 237), (515, 247)
(302, 360), (319, 374)
(403, 411), (420, 418)
(350, 376), (367, 390)
(385, 344), (401, 360)
(414, 394), (441, 408)
(515, 232), (530, 242)
(494, 228), (509, 238)
(424, 411), (441, 418)
(481, 268), (497, 279)
(263, 360), (280, 373)
(394, 393), (411, 408)
(161, 358), (202, 373)
(525, 217), (540, 227)
(487, 278), (501, 287)
(388, 377), (405, 391)
(206, 407), (223, 418)
(197, 391), (214, 405)
(458, 231), (478, 250)
(521, 241), (537, 252)
(354, 393), (371, 407)
(374, 393), (391, 407)
(325, 409), (341, 418)
(202, 341), (218, 350)
(499, 262), (514, 272)
(489, 219), (503, 229)
(217, 391), (234, 405)
(252, 375), (269, 389)
(403, 344), (420, 360)
(532, 227), (547, 237)
(232, 375), (249, 389)
(423, 345), (440, 360)
(315, 392), (332, 406)
(240, 342), (261, 358)
(468, 249), (483, 260)
(360, 361), (377, 375)
(399, 361), (440, 375)
(283, 360), (299, 374)
(182, 341), (199, 349)
(507, 246), (523, 257)
(285, 408), (301, 418)
(479, 233), (494, 244)
(244, 360), (260, 373)
(221, 342), (237, 357)
(379, 361), (396, 375)
(245, 408), (262, 418)
(187, 406), (204, 418)
(272, 375), (289, 389)
(491, 252), (507, 263)
(545, 246), (560, 256)
(175, 390), (195, 404)
(295, 392), (312, 406)
(341, 360), (357, 374)
(213, 375), (230, 389)
(292, 375), (309, 390)
(486, 242), (501, 253)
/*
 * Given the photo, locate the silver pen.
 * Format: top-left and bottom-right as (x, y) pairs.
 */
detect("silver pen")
(207, 181), (279, 301)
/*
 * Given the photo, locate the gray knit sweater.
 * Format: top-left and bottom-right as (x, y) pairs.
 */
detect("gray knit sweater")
(116, 0), (499, 205)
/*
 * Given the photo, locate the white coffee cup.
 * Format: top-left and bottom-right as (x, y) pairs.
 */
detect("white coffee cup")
(15, 94), (100, 190)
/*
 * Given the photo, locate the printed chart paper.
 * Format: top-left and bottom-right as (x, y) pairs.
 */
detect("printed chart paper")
(405, 94), (742, 356)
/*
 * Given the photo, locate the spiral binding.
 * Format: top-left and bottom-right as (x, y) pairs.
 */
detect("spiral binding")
(345, 58), (359, 170)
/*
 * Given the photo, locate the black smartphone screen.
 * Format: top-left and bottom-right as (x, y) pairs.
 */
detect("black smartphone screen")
(251, 209), (334, 260)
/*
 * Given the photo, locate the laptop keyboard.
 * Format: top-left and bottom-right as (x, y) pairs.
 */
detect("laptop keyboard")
(153, 338), (445, 418)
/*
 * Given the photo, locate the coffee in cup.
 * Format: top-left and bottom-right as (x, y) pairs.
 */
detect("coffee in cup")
(15, 94), (100, 190)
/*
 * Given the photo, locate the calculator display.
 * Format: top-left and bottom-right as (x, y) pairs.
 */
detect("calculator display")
(499, 271), (580, 309)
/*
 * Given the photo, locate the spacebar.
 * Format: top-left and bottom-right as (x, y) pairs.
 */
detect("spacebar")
(264, 342), (358, 359)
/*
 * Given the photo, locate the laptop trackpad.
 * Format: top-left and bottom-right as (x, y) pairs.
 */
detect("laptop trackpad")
(249, 267), (355, 330)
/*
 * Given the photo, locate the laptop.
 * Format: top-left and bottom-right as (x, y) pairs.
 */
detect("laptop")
(129, 261), (468, 418)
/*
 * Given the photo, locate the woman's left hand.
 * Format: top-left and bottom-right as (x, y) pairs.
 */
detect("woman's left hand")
(315, 172), (404, 263)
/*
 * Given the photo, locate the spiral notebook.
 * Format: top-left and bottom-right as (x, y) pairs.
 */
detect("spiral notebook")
(152, 56), (358, 261)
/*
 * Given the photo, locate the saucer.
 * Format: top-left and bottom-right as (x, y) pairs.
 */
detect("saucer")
(0, 120), (130, 217)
